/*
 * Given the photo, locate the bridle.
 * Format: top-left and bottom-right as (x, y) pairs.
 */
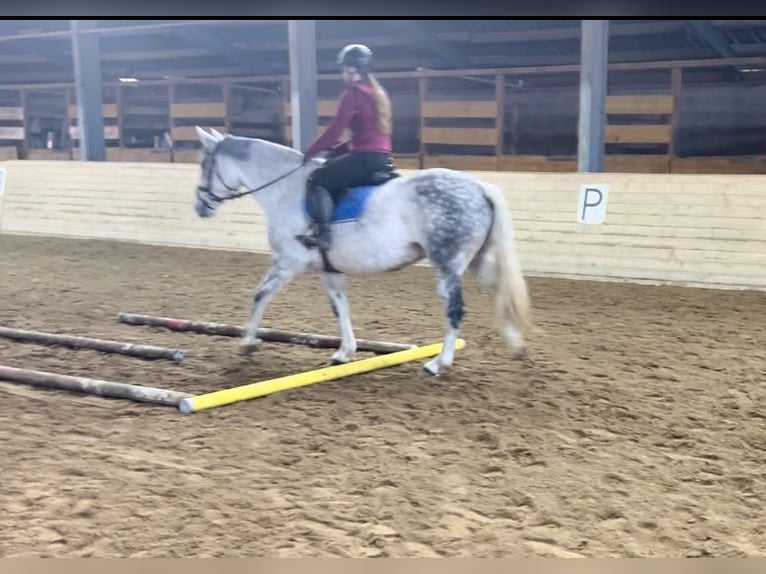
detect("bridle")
(196, 141), (305, 208)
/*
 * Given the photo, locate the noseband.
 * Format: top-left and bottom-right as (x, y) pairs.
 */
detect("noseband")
(197, 141), (305, 206)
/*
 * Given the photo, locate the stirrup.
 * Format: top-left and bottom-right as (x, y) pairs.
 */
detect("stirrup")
(296, 233), (320, 247)
(296, 231), (331, 251)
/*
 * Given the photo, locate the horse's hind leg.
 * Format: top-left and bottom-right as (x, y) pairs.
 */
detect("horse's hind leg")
(424, 265), (465, 376)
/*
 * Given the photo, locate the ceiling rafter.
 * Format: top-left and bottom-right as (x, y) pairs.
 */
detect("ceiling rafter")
(171, 25), (279, 77)
(1, 19), (765, 87)
(12, 39), (72, 70)
(684, 21), (736, 58)
(384, 21), (471, 69)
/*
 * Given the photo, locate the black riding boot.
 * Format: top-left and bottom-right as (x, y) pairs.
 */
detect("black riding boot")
(302, 184), (334, 250)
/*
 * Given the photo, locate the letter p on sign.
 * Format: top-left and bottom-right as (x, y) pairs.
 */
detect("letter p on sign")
(577, 184), (609, 225)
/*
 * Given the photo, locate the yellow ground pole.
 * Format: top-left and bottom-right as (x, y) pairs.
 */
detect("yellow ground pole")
(178, 339), (466, 414)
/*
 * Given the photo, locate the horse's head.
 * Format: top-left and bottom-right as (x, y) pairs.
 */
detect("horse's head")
(193, 126), (252, 218)
(193, 126), (310, 219)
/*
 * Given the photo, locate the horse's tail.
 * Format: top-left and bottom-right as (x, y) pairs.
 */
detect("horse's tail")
(470, 183), (532, 348)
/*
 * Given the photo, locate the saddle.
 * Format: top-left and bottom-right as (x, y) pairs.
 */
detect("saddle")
(304, 167), (401, 225)
(299, 166), (401, 274)
(336, 167), (400, 196)
(324, 147), (400, 196)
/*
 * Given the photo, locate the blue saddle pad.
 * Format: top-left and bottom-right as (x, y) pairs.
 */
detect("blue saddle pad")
(304, 184), (380, 224)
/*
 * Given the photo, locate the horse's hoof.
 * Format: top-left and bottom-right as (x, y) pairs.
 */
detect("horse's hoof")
(329, 349), (355, 365)
(239, 339), (263, 355)
(330, 355), (352, 365)
(422, 361), (440, 376)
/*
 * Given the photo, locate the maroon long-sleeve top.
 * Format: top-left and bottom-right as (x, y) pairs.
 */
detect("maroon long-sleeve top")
(304, 82), (392, 159)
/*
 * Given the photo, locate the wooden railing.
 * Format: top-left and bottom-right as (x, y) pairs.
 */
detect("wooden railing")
(1, 58), (764, 173)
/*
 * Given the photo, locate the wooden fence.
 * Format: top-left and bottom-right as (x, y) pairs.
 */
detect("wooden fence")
(2, 59), (766, 174)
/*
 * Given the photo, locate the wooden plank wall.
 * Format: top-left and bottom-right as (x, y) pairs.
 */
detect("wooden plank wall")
(419, 74), (504, 169)
(169, 85), (228, 142)
(0, 160), (268, 253)
(606, 100), (674, 144)
(0, 105), (25, 143)
(1, 160), (764, 290)
(168, 83), (228, 163)
(0, 90), (25, 155)
(3, 67), (765, 174)
(68, 87), (122, 145)
(605, 93), (675, 170)
(170, 102), (228, 142)
(283, 99), (342, 146)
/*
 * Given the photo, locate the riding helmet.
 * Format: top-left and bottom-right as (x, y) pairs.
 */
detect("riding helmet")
(336, 44), (374, 71)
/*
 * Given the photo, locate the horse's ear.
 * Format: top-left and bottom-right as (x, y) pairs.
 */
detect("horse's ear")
(195, 126), (218, 151)
(209, 128), (225, 140)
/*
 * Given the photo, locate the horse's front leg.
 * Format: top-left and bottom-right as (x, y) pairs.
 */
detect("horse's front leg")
(321, 272), (357, 364)
(240, 262), (298, 355)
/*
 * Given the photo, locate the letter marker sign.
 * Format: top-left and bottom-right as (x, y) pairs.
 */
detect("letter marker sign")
(577, 184), (609, 225)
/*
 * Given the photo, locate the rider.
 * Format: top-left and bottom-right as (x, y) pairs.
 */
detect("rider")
(299, 43), (394, 251)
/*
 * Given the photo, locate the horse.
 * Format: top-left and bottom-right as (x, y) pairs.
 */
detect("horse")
(191, 126), (531, 376)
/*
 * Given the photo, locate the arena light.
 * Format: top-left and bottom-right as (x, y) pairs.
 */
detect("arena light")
(118, 77), (139, 83)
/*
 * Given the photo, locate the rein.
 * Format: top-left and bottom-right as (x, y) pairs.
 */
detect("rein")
(199, 142), (306, 203)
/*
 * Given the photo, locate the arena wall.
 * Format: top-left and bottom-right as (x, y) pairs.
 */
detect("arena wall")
(0, 160), (764, 290)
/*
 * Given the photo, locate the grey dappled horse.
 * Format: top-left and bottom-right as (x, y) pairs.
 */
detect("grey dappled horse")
(192, 127), (531, 376)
